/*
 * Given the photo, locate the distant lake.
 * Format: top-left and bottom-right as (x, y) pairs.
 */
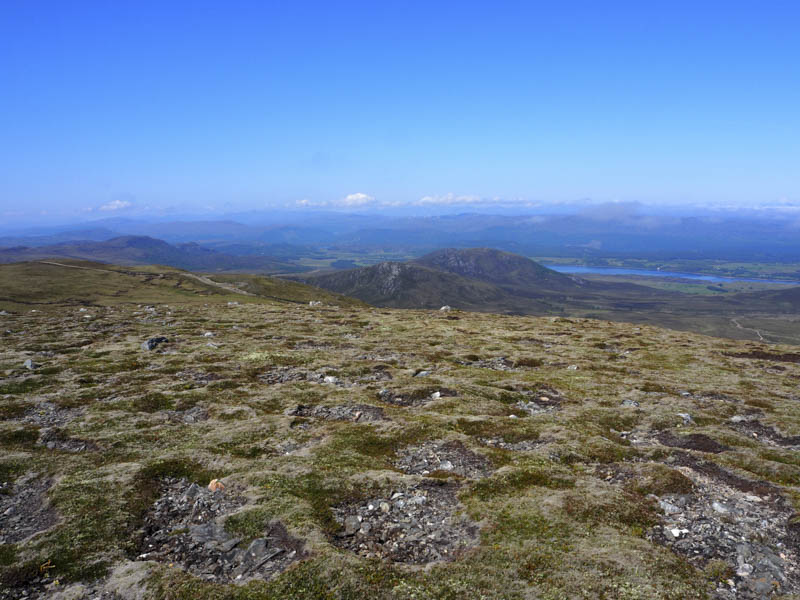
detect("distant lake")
(545, 265), (798, 285)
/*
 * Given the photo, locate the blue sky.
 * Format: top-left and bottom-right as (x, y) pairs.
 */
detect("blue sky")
(1, 1), (799, 221)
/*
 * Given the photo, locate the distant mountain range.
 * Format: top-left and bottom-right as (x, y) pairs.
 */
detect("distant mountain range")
(0, 236), (307, 274)
(3, 210), (800, 262)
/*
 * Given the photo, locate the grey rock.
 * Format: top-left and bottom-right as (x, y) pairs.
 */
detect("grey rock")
(23, 358), (39, 370)
(141, 336), (169, 351)
(711, 501), (729, 514)
(344, 515), (361, 536)
(659, 499), (682, 515)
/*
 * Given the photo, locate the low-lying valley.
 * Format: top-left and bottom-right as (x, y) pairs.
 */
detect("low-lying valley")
(2, 260), (800, 599)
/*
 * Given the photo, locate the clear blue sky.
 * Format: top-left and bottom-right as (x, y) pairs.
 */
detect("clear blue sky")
(1, 1), (799, 221)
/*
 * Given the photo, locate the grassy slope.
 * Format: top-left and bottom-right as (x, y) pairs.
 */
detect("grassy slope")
(0, 260), (362, 312)
(2, 262), (800, 598)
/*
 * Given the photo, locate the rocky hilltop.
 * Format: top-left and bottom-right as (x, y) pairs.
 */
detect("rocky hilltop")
(1, 261), (800, 599)
(413, 247), (585, 289)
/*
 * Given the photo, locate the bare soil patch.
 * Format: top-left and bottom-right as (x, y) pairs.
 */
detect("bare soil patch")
(724, 350), (800, 364)
(176, 370), (223, 386)
(37, 427), (100, 453)
(461, 356), (516, 370)
(670, 451), (781, 498)
(288, 404), (385, 422)
(478, 437), (547, 451)
(395, 440), (493, 478)
(656, 431), (730, 453)
(166, 405), (209, 424)
(0, 474), (58, 544)
(377, 387), (457, 407)
(730, 417), (800, 447)
(650, 464), (800, 599)
(22, 401), (81, 428)
(137, 478), (305, 583)
(331, 480), (478, 564)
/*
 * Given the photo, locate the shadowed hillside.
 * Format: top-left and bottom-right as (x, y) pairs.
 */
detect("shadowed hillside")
(297, 248), (800, 345)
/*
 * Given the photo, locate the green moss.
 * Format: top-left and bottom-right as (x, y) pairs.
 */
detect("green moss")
(626, 463), (694, 496)
(0, 426), (39, 449)
(0, 401), (27, 420)
(561, 489), (658, 531)
(208, 380), (241, 391)
(223, 506), (273, 541)
(0, 544), (16, 566)
(132, 392), (174, 413)
(0, 460), (25, 489)
(0, 378), (48, 395)
(469, 466), (574, 500)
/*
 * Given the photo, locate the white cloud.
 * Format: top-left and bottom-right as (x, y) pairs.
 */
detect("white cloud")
(415, 193), (505, 206)
(340, 192), (375, 206)
(293, 198), (329, 208)
(99, 199), (133, 211)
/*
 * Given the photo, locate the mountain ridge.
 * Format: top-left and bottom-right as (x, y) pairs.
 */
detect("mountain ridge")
(0, 235), (306, 274)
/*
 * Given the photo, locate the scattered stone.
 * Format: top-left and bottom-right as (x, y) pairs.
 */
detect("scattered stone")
(289, 403), (385, 422)
(676, 412), (694, 425)
(309, 301), (323, 307)
(137, 478), (305, 583)
(23, 358), (39, 370)
(461, 357), (515, 371)
(730, 417), (800, 447)
(377, 387), (457, 407)
(0, 474), (59, 544)
(259, 367), (309, 384)
(258, 367), (352, 387)
(395, 440), (492, 478)
(515, 392), (561, 415)
(203, 332), (215, 337)
(478, 437), (546, 451)
(566, 364), (579, 370)
(331, 480), (478, 564)
(141, 337), (169, 351)
(439, 305), (452, 312)
(22, 402), (81, 428)
(649, 460), (800, 597)
(167, 405), (209, 424)
(38, 427), (100, 453)
(621, 399), (640, 407)
(357, 365), (393, 383)
(176, 371), (222, 386)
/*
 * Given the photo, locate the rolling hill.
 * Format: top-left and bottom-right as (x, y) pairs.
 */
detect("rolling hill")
(0, 236), (305, 274)
(297, 247), (800, 344)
